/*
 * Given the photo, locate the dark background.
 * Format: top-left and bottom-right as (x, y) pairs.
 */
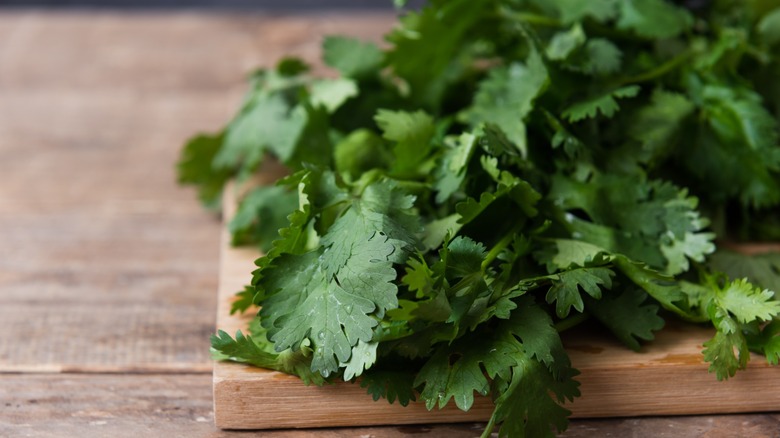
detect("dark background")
(0, 0), (419, 9)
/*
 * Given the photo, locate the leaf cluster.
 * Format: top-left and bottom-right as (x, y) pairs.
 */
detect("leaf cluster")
(182, 1), (780, 436)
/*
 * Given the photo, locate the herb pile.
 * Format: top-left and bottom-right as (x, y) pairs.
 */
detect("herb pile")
(179, 0), (780, 435)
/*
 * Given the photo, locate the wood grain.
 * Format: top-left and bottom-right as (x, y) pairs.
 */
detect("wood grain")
(214, 194), (780, 429)
(2, 374), (780, 438)
(0, 10), (392, 373)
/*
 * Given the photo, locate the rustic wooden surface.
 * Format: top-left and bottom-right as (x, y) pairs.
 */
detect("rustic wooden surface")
(1, 10), (779, 437)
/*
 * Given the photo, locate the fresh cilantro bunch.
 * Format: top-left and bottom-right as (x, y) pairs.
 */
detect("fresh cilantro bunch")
(179, 0), (780, 436)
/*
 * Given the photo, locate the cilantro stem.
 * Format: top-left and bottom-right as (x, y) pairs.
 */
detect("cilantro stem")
(620, 50), (692, 85)
(554, 313), (590, 333)
(482, 223), (523, 271)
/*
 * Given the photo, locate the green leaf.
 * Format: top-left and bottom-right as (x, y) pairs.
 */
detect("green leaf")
(545, 267), (614, 318)
(442, 236), (487, 279)
(567, 39), (623, 75)
(433, 132), (478, 203)
(549, 173), (715, 275)
(563, 85), (640, 122)
(215, 94), (306, 169)
(229, 185), (298, 250)
(210, 329), (326, 385)
(683, 85), (780, 208)
(702, 313), (750, 380)
(587, 288), (665, 351)
(359, 369), (417, 406)
(503, 296), (571, 376)
(414, 330), (522, 411)
(340, 340), (378, 380)
(746, 319), (780, 365)
(334, 129), (389, 180)
(176, 133), (231, 210)
(260, 250), (377, 377)
(715, 278), (780, 324)
(386, 0), (490, 109)
(757, 8), (780, 46)
(230, 285), (257, 315)
(321, 180), (420, 270)
(456, 168), (540, 224)
(402, 254), (437, 298)
(543, 0), (618, 24)
(483, 354), (579, 438)
(375, 109), (435, 175)
(462, 51), (549, 156)
(323, 36), (384, 78)
(535, 239), (611, 273)
(612, 255), (691, 319)
(309, 78), (358, 113)
(627, 89), (695, 165)
(258, 180), (420, 377)
(616, 0), (693, 39)
(708, 250), (780, 295)
(546, 24), (586, 61)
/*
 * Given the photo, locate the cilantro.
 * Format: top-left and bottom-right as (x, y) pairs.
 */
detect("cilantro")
(180, 1), (780, 435)
(322, 36), (384, 79)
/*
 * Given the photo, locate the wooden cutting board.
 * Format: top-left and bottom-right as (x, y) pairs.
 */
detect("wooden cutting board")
(213, 185), (780, 430)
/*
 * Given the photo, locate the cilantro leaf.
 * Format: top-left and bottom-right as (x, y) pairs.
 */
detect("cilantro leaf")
(545, 267), (614, 318)
(543, 0), (618, 24)
(323, 36), (384, 79)
(375, 109), (435, 176)
(309, 78), (358, 113)
(702, 313), (750, 380)
(176, 133), (231, 210)
(627, 89), (695, 166)
(433, 132), (478, 203)
(386, 0), (490, 109)
(546, 24), (586, 61)
(712, 278), (780, 324)
(616, 0), (693, 39)
(567, 38), (623, 76)
(746, 319), (780, 366)
(758, 9), (780, 46)
(563, 85), (640, 122)
(483, 354), (580, 438)
(229, 185), (298, 250)
(708, 250), (780, 294)
(503, 296), (571, 376)
(211, 329), (325, 386)
(258, 180), (420, 377)
(462, 51), (548, 156)
(414, 330), (521, 411)
(359, 368), (417, 406)
(215, 93), (305, 170)
(587, 287), (665, 351)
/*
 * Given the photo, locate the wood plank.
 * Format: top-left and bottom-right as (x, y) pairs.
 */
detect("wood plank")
(0, 374), (492, 438)
(3, 374), (779, 438)
(214, 186), (780, 429)
(0, 11), (389, 373)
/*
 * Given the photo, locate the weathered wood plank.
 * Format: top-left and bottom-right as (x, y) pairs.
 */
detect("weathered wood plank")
(0, 374), (488, 438)
(2, 374), (779, 438)
(0, 11), (391, 372)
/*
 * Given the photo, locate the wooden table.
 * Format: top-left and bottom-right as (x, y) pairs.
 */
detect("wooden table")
(1, 10), (778, 437)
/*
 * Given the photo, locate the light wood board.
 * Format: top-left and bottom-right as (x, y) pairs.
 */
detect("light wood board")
(213, 188), (780, 429)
